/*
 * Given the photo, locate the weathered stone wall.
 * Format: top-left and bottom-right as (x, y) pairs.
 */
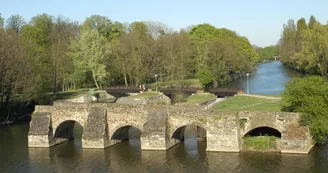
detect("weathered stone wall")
(28, 112), (55, 147)
(29, 102), (313, 154)
(167, 105), (240, 152)
(141, 107), (168, 150)
(239, 111), (284, 136)
(105, 104), (148, 147)
(82, 107), (108, 148)
(238, 111), (314, 154)
(28, 112), (69, 147)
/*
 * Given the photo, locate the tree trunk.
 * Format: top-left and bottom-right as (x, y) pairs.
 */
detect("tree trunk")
(53, 71), (57, 95)
(92, 71), (99, 89)
(123, 73), (128, 86)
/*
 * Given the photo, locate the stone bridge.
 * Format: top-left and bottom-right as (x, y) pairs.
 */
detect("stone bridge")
(28, 102), (313, 154)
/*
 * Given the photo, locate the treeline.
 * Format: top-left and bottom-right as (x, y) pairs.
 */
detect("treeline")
(0, 13), (258, 103)
(255, 45), (278, 61)
(279, 16), (328, 76)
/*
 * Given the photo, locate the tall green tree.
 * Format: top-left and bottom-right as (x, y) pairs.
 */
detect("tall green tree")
(19, 13), (54, 100)
(69, 28), (108, 89)
(50, 16), (79, 93)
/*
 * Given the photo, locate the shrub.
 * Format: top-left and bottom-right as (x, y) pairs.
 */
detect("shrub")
(171, 91), (187, 103)
(196, 68), (214, 89)
(282, 76), (328, 144)
(243, 135), (278, 151)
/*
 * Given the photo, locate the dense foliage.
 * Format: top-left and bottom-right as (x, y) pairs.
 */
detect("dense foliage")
(282, 76), (328, 144)
(0, 13), (258, 105)
(279, 16), (328, 76)
(255, 45), (278, 61)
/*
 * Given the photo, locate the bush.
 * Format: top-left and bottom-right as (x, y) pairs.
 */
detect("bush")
(282, 76), (328, 144)
(171, 91), (187, 103)
(243, 135), (278, 151)
(196, 68), (214, 89)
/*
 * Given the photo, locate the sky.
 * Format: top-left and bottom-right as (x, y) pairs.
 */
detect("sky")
(1, 0), (328, 47)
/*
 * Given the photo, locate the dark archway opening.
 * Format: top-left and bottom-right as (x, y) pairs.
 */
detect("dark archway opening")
(111, 126), (141, 140)
(171, 125), (207, 157)
(172, 125), (207, 141)
(245, 126), (281, 138)
(111, 126), (142, 150)
(243, 126), (281, 152)
(54, 120), (83, 140)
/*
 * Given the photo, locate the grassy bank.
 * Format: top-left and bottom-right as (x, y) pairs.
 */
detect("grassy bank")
(54, 88), (108, 100)
(243, 135), (280, 151)
(187, 93), (216, 103)
(211, 95), (282, 111)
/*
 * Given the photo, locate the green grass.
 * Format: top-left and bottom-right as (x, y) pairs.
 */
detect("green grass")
(257, 94), (281, 98)
(187, 93), (216, 103)
(129, 91), (160, 98)
(54, 88), (105, 100)
(211, 95), (282, 112)
(243, 135), (279, 151)
(149, 79), (201, 89)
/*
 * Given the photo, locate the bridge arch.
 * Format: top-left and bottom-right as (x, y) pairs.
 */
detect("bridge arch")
(171, 124), (207, 141)
(108, 123), (144, 140)
(54, 120), (83, 140)
(110, 125), (142, 141)
(244, 126), (281, 138)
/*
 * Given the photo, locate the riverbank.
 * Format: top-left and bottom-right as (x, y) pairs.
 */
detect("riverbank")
(211, 95), (282, 112)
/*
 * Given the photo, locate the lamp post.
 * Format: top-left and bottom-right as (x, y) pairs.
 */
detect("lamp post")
(155, 74), (158, 93)
(246, 73), (249, 94)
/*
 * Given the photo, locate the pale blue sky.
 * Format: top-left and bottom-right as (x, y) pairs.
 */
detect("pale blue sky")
(1, 0), (328, 47)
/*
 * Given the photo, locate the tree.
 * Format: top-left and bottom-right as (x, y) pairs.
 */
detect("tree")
(0, 13), (4, 29)
(256, 45), (278, 61)
(18, 13), (54, 100)
(279, 19), (297, 68)
(50, 16), (79, 93)
(6, 14), (25, 34)
(308, 16), (317, 29)
(189, 24), (217, 70)
(196, 68), (214, 89)
(69, 28), (108, 89)
(296, 18), (307, 52)
(157, 31), (190, 81)
(282, 76), (328, 144)
(189, 24), (256, 86)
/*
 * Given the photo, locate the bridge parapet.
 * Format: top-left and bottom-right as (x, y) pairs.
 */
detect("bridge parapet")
(238, 111), (313, 154)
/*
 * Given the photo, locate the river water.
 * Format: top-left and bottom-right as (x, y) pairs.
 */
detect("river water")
(225, 60), (303, 95)
(1, 61), (328, 173)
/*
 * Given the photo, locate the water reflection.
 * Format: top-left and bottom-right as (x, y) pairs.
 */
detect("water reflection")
(1, 124), (328, 172)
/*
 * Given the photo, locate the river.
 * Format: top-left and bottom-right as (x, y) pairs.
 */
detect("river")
(225, 60), (303, 95)
(1, 61), (328, 173)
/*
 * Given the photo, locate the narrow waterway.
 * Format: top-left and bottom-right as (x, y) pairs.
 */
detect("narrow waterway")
(224, 61), (303, 95)
(2, 61), (327, 173)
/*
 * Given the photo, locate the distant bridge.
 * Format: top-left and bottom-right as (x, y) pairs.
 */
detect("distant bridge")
(106, 87), (244, 99)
